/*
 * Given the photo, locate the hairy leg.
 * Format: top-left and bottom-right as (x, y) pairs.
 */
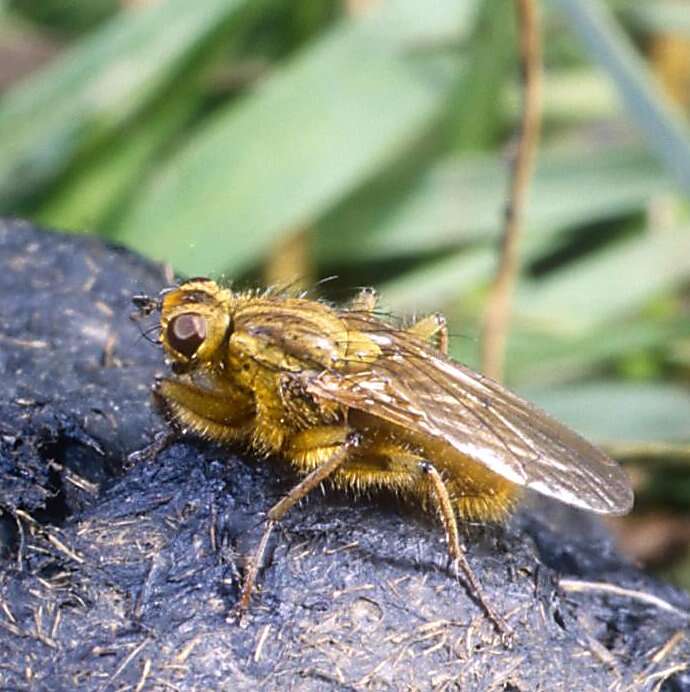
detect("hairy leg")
(129, 378), (254, 464)
(154, 377), (255, 442)
(237, 430), (361, 612)
(347, 289), (448, 355)
(239, 426), (512, 642)
(419, 461), (512, 642)
(313, 438), (512, 641)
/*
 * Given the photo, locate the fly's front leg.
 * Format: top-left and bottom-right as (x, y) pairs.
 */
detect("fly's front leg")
(407, 313), (448, 354)
(154, 377), (255, 442)
(126, 429), (178, 466)
(419, 461), (513, 644)
(237, 430), (361, 613)
(130, 378), (254, 464)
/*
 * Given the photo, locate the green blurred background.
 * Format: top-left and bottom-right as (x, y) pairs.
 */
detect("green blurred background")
(1, 0), (689, 586)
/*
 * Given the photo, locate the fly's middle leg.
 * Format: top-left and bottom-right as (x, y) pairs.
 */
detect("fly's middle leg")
(418, 460), (513, 644)
(237, 430), (361, 613)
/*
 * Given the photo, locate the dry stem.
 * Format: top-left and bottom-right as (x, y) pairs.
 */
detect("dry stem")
(481, 0), (543, 382)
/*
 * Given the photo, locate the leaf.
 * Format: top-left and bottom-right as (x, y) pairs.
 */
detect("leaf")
(380, 247), (494, 314)
(445, 0), (516, 152)
(506, 68), (619, 123)
(523, 382), (690, 443)
(34, 87), (198, 231)
(111, 0), (479, 276)
(553, 0), (690, 195)
(372, 146), (675, 309)
(625, 2), (690, 38)
(505, 318), (690, 387)
(316, 144), (670, 263)
(514, 227), (690, 333)
(0, 0), (251, 207)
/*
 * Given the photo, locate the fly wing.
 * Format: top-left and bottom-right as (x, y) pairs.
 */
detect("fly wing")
(307, 314), (633, 516)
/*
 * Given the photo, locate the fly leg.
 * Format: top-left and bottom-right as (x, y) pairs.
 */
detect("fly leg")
(348, 290), (448, 354)
(153, 377), (254, 443)
(238, 430), (362, 613)
(406, 313), (448, 354)
(126, 382), (186, 466)
(419, 461), (513, 644)
(129, 377), (255, 465)
(347, 290), (449, 355)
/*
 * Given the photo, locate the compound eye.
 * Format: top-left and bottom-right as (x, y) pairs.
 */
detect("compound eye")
(167, 313), (207, 359)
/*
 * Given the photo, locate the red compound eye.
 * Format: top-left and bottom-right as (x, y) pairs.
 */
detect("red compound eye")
(167, 313), (207, 358)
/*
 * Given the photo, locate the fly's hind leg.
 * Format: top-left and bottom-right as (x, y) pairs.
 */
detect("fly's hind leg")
(236, 425), (511, 642)
(407, 313), (448, 354)
(419, 461), (512, 643)
(348, 289), (449, 355)
(237, 430), (361, 613)
(334, 444), (512, 641)
(309, 437), (512, 642)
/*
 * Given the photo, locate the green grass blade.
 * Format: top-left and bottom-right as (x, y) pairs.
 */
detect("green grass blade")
(111, 0), (479, 276)
(0, 0), (251, 208)
(34, 89), (199, 232)
(515, 227), (690, 333)
(553, 0), (690, 195)
(625, 3), (690, 38)
(317, 144), (669, 263)
(524, 382), (690, 443)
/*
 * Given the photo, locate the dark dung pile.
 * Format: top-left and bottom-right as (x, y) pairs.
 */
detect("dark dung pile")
(1, 218), (689, 690)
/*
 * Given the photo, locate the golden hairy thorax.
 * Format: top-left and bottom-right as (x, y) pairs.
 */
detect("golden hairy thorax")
(151, 278), (632, 524)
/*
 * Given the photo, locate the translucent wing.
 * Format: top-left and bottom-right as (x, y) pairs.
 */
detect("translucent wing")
(306, 313), (633, 516)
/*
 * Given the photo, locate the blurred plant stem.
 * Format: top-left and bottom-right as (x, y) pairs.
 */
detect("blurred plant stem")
(481, 0), (542, 382)
(263, 227), (313, 290)
(650, 32), (690, 109)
